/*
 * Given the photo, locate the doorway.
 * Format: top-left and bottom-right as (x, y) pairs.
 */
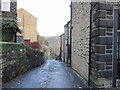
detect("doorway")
(113, 9), (120, 87)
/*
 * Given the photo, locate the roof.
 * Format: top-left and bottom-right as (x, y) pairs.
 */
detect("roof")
(17, 8), (37, 19)
(60, 33), (65, 37)
(64, 21), (71, 27)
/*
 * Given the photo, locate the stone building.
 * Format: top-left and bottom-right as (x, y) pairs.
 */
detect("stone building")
(0, 0), (17, 87)
(1, 0), (17, 42)
(71, 2), (90, 86)
(60, 21), (71, 64)
(17, 8), (37, 42)
(60, 33), (65, 62)
(64, 21), (71, 65)
(1, 0), (17, 21)
(70, 1), (120, 88)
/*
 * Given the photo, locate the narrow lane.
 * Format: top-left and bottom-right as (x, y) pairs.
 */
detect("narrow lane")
(3, 60), (86, 88)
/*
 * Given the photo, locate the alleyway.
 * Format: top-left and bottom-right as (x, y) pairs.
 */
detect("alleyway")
(3, 60), (87, 88)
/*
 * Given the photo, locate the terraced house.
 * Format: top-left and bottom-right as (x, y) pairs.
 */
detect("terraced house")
(61, 1), (120, 88)
(17, 8), (38, 43)
(1, 0), (17, 21)
(17, 8), (42, 50)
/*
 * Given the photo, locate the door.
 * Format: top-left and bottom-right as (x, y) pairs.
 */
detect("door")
(112, 9), (120, 87)
(117, 14), (120, 79)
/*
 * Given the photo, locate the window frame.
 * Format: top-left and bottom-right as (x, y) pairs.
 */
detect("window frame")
(1, 0), (10, 12)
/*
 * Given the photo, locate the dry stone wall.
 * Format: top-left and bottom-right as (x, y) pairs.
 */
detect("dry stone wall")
(0, 46), (44, 83)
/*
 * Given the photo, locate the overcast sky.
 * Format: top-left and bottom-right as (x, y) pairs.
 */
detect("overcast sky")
(17, 0), (71, 36)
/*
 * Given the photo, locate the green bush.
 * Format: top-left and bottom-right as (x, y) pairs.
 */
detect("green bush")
(0, 42), (44, 54)
(0, 42), (24, 53)
(2, 20), (21, 42)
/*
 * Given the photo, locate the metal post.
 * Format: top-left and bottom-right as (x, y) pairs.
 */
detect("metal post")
(112, 9), (119, 87)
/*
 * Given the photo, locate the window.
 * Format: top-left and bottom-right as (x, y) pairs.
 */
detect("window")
(1, 0), (10, 12)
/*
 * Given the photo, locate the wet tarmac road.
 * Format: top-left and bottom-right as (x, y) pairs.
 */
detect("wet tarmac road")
(3, 60), (87, 88)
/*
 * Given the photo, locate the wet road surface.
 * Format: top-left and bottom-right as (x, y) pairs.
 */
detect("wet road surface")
(3, 60), (87, 88)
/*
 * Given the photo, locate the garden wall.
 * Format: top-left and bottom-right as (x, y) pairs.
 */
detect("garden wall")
(0, 43), (44, 83)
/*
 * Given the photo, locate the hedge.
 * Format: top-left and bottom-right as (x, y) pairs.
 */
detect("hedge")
(0, 42), (25, 53)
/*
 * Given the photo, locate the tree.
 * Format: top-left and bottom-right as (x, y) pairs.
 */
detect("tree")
(44, 40), (49, 46)
(2, 20), (21, 42)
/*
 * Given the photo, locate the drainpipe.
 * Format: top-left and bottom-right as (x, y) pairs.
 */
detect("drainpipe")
(66, 24), (69, 64)
(69, 1), (72, 67)
(88, 1), (92, 86)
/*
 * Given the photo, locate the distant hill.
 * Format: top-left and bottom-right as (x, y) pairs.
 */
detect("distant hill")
(43, 36), (60, 54)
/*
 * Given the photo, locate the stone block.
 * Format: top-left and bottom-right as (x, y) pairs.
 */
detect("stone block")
(106, 33), (113, 36)
(106, 65), (112, 69)
(106, 62), (112, 65)
(107, 11), (113, 15)
(2, 54), (7, 59)
(91, 68), (98, 77)
(96, 3), (113, 11)
(107, 16), (113, 19)
(92, 28), (106, 37)
(95, 46), (105, 54)
(94, 37), (113, 45)
(97, 63), (105, 70)
(95, 20), (113, 28)
(93, 10), (106, 21)
(106, 45), (112, 49)
(95, 54), (112, 62)
(91, 60), (105, 70)
(97, 70), (112, 78)
(106, 50), (112, 53)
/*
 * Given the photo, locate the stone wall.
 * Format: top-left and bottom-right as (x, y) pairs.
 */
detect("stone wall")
(91, 2), (120, 87)
(60, 34), (65, 62)
(71, 2), (90, 81)
(0, 46), (44, 83)
(64, 21), (71, 64)
(2, 0), (17, 21)
(0, 49), (1, 89)
(71, 1), (120, 87)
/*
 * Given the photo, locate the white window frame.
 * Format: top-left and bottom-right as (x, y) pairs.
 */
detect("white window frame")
(1, 0), (10, 12)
